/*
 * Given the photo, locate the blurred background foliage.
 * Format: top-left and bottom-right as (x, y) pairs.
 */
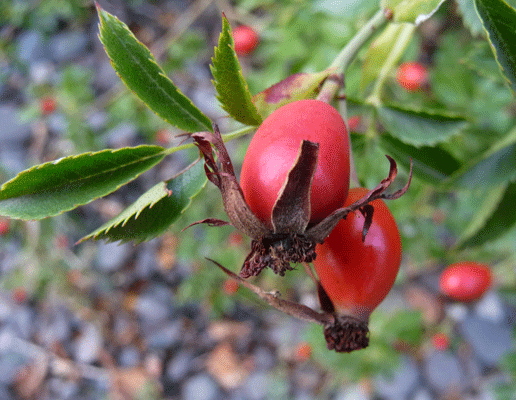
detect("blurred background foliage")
(1, 0), (516, 399)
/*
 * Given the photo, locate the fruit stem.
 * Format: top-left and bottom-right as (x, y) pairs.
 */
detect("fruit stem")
(366, 23), (415, 107)
(164, 125), (256, 156)
(316, 8), (392, 104)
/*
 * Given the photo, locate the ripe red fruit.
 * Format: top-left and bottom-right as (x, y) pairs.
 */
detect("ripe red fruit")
(313, 187), (402, 351)
(396, 62), (428, 92)
(240, 99), (350, 228)
(439, 262), (492, 302)
(40, 96), (57, 115)
(431, 333), (450, 351)
(347, 116), (361, 131)
(294, 342), (312, 362)
(0, 217), (10, 235)
(222, 278), (239, 295)
(232, 25), (259, 56)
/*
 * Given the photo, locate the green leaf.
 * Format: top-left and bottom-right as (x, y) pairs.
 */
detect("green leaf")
(457, 182), (516, 248)
(475, 0), (516, 92)
(450, 128), (516, 188)
(379, 134), (461, 184)
(457, 0), (485, 37)
(381, 0), (447, 24)
(0, 146), (165, 220)
(252, 70), (332, 118)
(80, 160), (207, 243)
(360, 23), (415, 97)
(210, 15), (262, 126)
(377, 104), (468, 147)
(97, 5), (212, 132)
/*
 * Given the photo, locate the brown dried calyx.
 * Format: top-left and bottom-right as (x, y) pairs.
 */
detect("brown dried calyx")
(186, 125), (412, 278)
(210, 259), (368, 353)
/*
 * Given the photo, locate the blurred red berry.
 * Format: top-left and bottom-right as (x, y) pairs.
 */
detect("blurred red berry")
(347, 116), (361, 131)
(396, 62), (428, 92)
(222, 279), (239, 295)
(439, 262), (492, 302)
(227, 232), (243, 247)
(155, 129), (171, 145)
(12, 287), (27, 304)
(40, 96), (57, 115)
(0, 218), (10, 235)
(232, 25), (259, 56)
(294, 342), (312, 362)
(431, 333), (450, 351)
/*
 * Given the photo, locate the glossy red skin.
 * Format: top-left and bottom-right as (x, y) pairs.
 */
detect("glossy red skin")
(431, 333), (450, 351)
(396, 62), (428, 92)
(439, 262), (492, 302)
(313, 188), (401, 321)
(40, 97), (56, 115)
(240, 99), (350, 228)
(233, 25), (259, 56)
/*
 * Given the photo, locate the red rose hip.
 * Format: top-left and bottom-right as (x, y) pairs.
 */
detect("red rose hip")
(232, 25), (259, 56)
(439, 262), (492, 302)
(240, 99), (350, 228)
(396, 62), (428, 92)
(313, 187), (402, 351)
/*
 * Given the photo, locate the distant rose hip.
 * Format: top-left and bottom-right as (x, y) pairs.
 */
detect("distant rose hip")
(431, 333), (450, 351)
(396, 62), (428, 92)
(40, 96), (57, 115)
(439, 262), (492, 302)
(233, 25), (259, 56)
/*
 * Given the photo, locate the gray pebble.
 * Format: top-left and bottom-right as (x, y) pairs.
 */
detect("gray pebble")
(145, 320), (183, 349)
(73, 323), (102, 364)
(95, 241), (132, 273)
(335, 383), (371, 400)
(0, 105), (32, 145)
(16, 30), (48, 62)
(50, 31), (89, 63)
(424, 350), (464, 393)
(474, 291), (506, 324)
(166, 349), (194, 381)
(182, 374), (220, 400)
(244, 372), (271, 400)
(118, 346), (140, 367)
(375, 355), (419, 400)
(460, 316), (513, 367)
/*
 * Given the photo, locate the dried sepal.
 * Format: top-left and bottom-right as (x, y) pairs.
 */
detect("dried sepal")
(271, 141), (319, 234)
(306, 156), (413, 244)
(190, 126), (269, 239)
(207, 258), (331, 325)
(182, 218), (231, 232)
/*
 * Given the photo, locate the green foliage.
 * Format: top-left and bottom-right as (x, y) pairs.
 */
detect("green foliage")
(80, 160), (207, 244)
(475, 0), (516, 92)
(0, 146), (165, 220)
(210, 15), (262, 126)
(377, 105), (468, 147)
(381, 0), (446, 23)
(97, 5), (212, 133)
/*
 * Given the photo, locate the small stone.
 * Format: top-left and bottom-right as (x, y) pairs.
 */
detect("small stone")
(444, 303), (469, 322)
(145, 321), (183, 349)
(375, 355), (419, 400)
(118, 347), (141, 368)
(182, 374), (220, 400)
(459, 316), (513, 367)
(85, 111), (108, 132)
(412, 388), (433, 400)
(0, 105), (32, 144)
(104, 122), (138, 148)
(334, 383), (371, 400)
(166, 350), (194, 381)
(244, 372), (271, 400)
(252, 346), (276, 371)
(16, 31), (48, 62)
(95, 241), (132, 273)
(424, 351), (464, 393)
(74, 323), (102, 364)
(474, 291), (505, 324)
(29, 61), (55, 85)
(49, 31), (89, 63)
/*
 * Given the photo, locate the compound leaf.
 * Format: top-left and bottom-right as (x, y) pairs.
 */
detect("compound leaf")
(0, 146), (166, 220)
(210, 15), (262, 126)
(80, 160), (207, 243)
(97, 5), (212, 132)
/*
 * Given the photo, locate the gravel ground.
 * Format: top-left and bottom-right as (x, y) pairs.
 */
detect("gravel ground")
(1, 1), (515, 399)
